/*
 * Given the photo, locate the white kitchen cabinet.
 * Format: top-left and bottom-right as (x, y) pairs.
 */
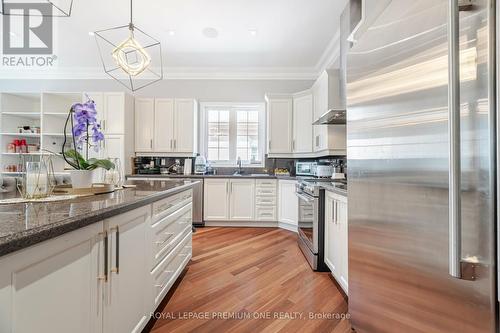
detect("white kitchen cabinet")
(174, 99), (198, 153)
(266, 97), (293, 155)
(312, 70), (347, 155)
(204, 178), (230, 221)
(324, 191), (348, 294)
(134, 98), (155, 153)
(103, 93), (126, 135)
(293, 94), (313, 153)
(102, 135), (124, 161)
(312, 77), (329, 152)
(82, 92), (134, 175)
(278, 180), (298, 230)
(135, 98), (198, 155)
(0, 191), (193, 333)
(154, 98), (175, 152)
(229, 179), (255, 221)
(255, 179), (277, 221)
(85, 92), (133, 135)
(0, 222), (104, 333)
(204, 178), (258, 222)
(104, 206), (150, 333)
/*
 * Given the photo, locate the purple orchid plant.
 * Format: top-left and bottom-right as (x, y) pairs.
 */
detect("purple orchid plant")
(61, 96), (115, 171)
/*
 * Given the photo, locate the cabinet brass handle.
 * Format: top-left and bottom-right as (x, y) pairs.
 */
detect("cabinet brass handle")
(110, 226), (119, 274)
(97, 231), (108, 281)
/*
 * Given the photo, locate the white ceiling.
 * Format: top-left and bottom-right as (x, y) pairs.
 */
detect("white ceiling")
(2, 0), (349, 79)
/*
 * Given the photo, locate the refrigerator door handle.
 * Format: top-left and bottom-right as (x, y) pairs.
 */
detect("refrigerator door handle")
(448, 0), (462, 279)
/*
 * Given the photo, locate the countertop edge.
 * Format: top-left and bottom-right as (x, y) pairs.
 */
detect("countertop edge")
(322, 186), (348, 197)
(0, 182), (198, 258)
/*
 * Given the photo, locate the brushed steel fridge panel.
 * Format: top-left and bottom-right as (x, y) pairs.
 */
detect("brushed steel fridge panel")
(347, 1), (496, 332)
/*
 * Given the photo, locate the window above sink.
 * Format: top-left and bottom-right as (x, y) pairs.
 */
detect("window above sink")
(200, 102), (265, 168)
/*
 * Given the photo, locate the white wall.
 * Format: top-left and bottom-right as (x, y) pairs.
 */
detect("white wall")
(0, 79), (314, 102)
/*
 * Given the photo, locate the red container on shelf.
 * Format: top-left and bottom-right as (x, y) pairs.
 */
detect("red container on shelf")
(20, 139), (27, 153)
(14, 140), (21, 153)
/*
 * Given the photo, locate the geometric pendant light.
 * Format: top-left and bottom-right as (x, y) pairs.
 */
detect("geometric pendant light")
(1, 0), (74, 17)
(94, 0), (163, 92)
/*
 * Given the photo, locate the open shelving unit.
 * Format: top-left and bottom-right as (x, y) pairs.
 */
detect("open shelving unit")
(0, 92), (83, 177)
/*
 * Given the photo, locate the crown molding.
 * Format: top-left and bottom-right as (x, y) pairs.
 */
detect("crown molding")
(314, 30), (341, 77)
(0, 66), (319, 81)
(0, 33), (340, 81)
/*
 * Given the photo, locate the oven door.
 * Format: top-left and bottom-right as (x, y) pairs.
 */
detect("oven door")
(296, 191), (319, 254)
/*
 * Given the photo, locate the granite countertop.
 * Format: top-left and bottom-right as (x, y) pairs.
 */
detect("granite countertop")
(320, 183), (348, 197)
(126, 174), (298, 180)
(0, 179), (198, 257)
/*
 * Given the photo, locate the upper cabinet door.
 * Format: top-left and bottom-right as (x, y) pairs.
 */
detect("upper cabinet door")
(174, 99), (197, 153)
(267, 98), (293, 154)
(103, 93), (125, 135)
(313, 73), (329, 121)
(293, 94), (313, 153)
(135, 98), (154, 152)
(154, 99), (175, 152)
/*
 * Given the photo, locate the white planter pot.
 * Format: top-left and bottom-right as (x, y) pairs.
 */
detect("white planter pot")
(69, 169), (96, 189)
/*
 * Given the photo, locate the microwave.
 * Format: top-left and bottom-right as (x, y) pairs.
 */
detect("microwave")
(296, 162), (317, 176)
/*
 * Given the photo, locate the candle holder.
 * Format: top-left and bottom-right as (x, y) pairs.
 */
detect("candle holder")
(17, 155), (56, 200)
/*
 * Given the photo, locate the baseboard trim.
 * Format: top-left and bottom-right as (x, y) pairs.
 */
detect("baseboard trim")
(278, 222), (298, 233)
(203, 220), (298, 233)
(204, 221), (279, 228)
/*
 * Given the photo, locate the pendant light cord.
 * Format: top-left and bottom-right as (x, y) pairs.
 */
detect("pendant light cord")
(130, 0), (133, 25)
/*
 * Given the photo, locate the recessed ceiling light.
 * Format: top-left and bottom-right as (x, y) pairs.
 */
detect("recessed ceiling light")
(88, 31), (95, 36)
(248, 29), (258, 36)
(202, 27), (219, 39)
(167, 30), (175, 36)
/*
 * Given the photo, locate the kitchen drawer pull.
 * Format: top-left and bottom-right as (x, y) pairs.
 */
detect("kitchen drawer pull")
(97, 231), (108, 281)
(331, 201), (336, 224)
(155, 233), (174, 246)
(110, 226), (120, 274)
(155, 284), (165, 289)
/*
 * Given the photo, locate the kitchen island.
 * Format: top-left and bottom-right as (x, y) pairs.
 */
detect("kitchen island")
(0, 179), (197, 333)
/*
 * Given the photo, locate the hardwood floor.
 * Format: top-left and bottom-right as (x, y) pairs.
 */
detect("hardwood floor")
(147, 227), (352, 333)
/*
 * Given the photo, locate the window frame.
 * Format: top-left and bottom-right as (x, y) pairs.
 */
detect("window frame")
(200, 102), (266, 168)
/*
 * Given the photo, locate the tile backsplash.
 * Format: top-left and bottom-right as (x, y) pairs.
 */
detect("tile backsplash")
(133, 155), (346, 176)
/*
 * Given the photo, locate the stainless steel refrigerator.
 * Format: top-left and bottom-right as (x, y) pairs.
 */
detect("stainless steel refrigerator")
(346, 0), (497, 332)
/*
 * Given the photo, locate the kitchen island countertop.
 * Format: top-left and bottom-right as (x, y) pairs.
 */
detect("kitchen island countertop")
(0, 179), (198, 257)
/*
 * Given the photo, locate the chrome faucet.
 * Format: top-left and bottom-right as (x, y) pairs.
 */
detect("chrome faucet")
(237, 157), (242, 174)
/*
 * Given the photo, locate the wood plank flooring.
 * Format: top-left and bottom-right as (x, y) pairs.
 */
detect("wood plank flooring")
(147, 227), (352, 333)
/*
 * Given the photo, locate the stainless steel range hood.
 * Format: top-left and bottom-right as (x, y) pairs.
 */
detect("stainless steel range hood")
(313, 109), (346, 125)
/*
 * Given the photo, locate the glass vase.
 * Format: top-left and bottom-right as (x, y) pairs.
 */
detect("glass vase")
(103, 158), (123, 187)
(24, 162), (49, 199)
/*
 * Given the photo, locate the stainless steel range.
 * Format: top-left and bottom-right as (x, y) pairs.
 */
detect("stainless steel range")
(295, 179), (347, 271)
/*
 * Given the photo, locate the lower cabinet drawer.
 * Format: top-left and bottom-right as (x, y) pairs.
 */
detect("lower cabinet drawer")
(255, 187), (277, 197)
(151, 231), (192, 306)
(151, 202), (192, 269)
(152, 190), (192, 223)
(255, 206), (277, 221)
(256, 179), (277, 188)
(255, 196), (276, 206)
